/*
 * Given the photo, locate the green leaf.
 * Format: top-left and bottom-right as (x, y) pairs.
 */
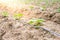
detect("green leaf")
(13, 13), (23, 20)
(36, 19), (44, 23)
(28, 19), (44, 26)
(28, 19), (36, 24)
(2, 11), (8, 17)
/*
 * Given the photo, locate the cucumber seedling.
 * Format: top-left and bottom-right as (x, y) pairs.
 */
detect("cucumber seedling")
(28, 19), (44, 29)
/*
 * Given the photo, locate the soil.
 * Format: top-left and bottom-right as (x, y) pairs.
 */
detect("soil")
(0, 1), (60, 40)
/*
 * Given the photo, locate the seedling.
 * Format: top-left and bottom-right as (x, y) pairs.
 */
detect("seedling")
(28, 19), (44, 29)
(2, 11), (9, 17)
(13, 13), (23, 20)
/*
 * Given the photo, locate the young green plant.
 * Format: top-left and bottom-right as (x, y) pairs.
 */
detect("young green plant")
(28, 19), (44, 29)
(2, 11), (9, 17)
(13, 13), (23, 20)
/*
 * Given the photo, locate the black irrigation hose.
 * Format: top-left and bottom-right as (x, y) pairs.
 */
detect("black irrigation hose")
(29, 24), (60, 37)
(39, 26), (60, 37)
